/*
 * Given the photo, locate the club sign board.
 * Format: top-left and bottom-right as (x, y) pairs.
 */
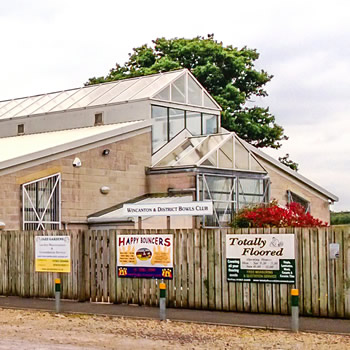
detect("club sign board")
(226, 234), (295, 284)
(35, 236), (71, 273)
(123, 201), (213, 217)
(117, 234), (173, 279)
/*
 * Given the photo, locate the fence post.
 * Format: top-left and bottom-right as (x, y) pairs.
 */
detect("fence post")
(55, 278), (61, 313)
(159, 280), (166, 321)
(291, 289), (299, 332)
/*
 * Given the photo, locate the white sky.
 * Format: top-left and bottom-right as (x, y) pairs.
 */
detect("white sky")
(1, 0), (349, 211)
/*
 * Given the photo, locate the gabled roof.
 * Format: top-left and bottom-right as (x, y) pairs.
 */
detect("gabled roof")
(0, 120), (150, 171)
(240, 138), (339, 202)
(152, 131), (267, 173)
(0, 69), (220, 121)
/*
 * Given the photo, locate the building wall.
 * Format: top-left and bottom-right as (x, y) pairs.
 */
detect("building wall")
(261, 161), (331, 224)
(0, 132), (151, 230)
(147, 172), (196, 194)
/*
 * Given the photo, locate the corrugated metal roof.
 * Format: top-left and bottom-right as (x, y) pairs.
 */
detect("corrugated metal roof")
(0, 120), (150, 170)
(0, 70), (185, 120)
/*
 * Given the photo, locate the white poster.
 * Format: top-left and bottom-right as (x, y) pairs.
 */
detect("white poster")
(35, 236), (71, 273)
(226, 234), (295, 283)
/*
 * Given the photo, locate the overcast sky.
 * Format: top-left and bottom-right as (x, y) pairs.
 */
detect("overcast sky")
(1, 0), (349, 211)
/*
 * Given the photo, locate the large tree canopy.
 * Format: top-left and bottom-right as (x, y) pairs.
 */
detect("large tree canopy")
(87, 35), (288, 149)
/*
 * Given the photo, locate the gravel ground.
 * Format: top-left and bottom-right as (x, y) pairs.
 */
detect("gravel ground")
(0, 308), (349, 349)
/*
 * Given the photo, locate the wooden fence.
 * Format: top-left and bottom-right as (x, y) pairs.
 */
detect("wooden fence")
(0, 227), (349, 318)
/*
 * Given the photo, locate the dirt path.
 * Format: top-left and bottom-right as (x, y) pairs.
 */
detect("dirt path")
(0, 308), (349, 349)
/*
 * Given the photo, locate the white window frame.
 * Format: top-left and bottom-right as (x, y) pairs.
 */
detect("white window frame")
(22, 173), (62, 230)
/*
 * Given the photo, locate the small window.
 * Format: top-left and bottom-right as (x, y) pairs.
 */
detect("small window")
(22, 173), (61, 230)
(95, 113), (103, 126)
(17, 124), (24, 135)
(287, 190), (310, 213)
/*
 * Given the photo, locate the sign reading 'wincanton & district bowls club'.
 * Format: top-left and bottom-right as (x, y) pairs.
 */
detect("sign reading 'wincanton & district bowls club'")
(35, 236), (71, 273)
(226, 234), (295, 284)
(123, 201), (213, 217)
(117, 235), (173, 279)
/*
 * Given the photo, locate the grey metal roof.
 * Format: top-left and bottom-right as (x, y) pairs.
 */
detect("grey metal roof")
(0, 120), (150, 171)
(0, 69), (220, 121)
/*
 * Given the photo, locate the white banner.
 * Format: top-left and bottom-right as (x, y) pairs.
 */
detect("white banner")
(226, 234), (295, 270)
(123, 201), (213, 217)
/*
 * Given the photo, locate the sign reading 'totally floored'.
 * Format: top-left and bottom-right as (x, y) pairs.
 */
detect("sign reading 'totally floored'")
(35, 236), (71, 273)
(226, 234), (295, 284)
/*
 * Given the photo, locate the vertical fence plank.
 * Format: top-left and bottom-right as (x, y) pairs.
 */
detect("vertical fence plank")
(208, 230), (215, 310)
(102, 230), (109, 303)
(77, 230), (85, 301)
(194, 229), (201, 309)
(335, 227), (345, 317)
(181, 230), (188, 308)
(200, 229), (208, 309)
(109, 230), (116, 303)
(344, 226), (350, 318)
(318, 227), (328, 316)
(167, 228), (175, 308)
(221, 229), (229, 311)
(302, 228), (312, 315)
(214, 229), (222, 310)
(90, 230), (97, 302)
(187, 230), (195, 308)
(23, 232), (30, 297)
(327, 227), (336, 317)
(310, 228), (320, 316)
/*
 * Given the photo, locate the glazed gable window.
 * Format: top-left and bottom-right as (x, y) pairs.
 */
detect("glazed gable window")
(151, 105), (218, 153)
(22, 173), (61, 230)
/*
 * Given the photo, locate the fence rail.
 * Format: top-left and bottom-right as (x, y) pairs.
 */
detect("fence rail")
(0, 226), (349, 318)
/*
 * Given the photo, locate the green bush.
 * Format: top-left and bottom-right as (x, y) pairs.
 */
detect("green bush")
(331, 211), (350, 225)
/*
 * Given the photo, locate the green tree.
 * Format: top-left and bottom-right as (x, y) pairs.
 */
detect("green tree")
(86, 35), (287, 149)
(330, 211), (350, 225)
(278, 153), (299, 171)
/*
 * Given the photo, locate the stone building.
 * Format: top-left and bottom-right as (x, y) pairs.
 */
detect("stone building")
(0, 69), (337, 230)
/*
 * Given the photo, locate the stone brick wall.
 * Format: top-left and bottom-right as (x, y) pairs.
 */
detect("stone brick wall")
(147, 172), (196, 194)
(0, 132), (151, 230)
(260, 161), (331, 224)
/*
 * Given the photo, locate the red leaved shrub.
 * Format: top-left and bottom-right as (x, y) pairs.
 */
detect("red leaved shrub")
(233, 201), (328, 228)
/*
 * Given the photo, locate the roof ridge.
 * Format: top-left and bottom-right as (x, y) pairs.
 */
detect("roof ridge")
(0, 69), (188, 104)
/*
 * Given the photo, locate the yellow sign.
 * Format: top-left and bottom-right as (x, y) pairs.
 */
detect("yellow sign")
(35, 236), (71, 273)
(35, 259), (71, 273)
